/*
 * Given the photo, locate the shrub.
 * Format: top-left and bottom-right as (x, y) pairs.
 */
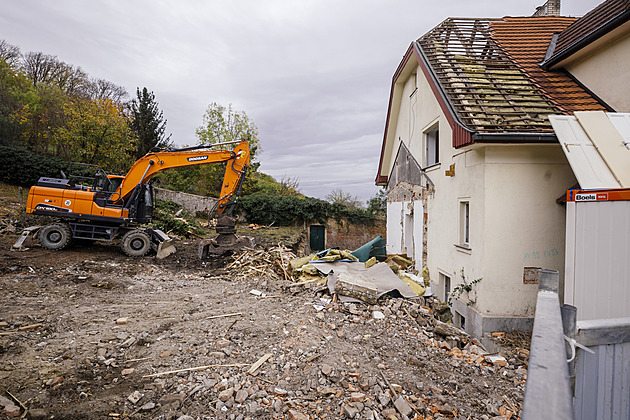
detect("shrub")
(237, 192), (376, 226)
(0, 146), (69, 187)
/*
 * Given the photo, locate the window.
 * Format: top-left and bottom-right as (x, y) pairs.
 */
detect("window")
(425, 125), (439, 166)
(440, 272), (451, 302)
(455, 311), (466, 330)
(459, 201), (470, 247)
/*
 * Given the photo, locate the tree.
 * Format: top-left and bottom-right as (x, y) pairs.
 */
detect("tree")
(49, 62), (89, 98)
(54, 98), (135, 171)
(14, 83), (69, 155)
(0, 40), (20, 67)
(195, 102), (261, 161)
(21, 52), (58, 87)
(88, 78), (128, 104)
(326, 188), (363, 209)
(366, 188), (386, 218)
(127, 87), (171, 159)
(0, 58), (32, 147)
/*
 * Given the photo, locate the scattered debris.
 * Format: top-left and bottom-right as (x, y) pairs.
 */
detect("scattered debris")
(0, 232), (528, 419)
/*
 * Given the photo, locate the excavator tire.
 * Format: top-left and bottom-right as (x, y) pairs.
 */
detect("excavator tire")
(39, 223), (72, 250)
(121, 229), (151, 257)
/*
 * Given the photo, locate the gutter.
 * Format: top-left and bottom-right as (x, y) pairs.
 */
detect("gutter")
(541, 9), (630, 69)
(472, 132), (558, 143)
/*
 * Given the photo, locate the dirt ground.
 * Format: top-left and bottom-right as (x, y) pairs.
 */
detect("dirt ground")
(0, 185), (529, 420)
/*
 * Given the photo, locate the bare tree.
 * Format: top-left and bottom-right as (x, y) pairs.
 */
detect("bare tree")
(0, 40), (20, 67)
(50, 62), (90, 97)
(326, 188), (363, 209)
(21, 51), (58, 86)
(87, 78), (128, 104)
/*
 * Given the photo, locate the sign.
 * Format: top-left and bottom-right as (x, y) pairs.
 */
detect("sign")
(187, 156), (208, 162)
(574, 193), (608, 202)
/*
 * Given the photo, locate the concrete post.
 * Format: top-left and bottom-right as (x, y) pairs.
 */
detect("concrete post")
(562, 304), (577, 393)
(539, 268), (559, 292)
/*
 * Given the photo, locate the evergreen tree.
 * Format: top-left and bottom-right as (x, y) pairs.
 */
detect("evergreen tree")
(128, 87), (171, 158)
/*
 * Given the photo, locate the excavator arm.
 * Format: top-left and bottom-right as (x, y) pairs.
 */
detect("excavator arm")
(115, 140), (250, 215)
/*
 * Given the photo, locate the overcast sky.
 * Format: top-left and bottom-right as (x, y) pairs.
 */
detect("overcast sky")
(2, 0), (601, 201)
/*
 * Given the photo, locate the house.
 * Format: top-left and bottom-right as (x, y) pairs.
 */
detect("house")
(376, 0), (630, 337)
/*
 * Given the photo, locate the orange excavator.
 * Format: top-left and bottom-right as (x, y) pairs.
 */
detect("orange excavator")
(14, 140), (250, 258)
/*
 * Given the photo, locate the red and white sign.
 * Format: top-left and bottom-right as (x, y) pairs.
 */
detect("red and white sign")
(574, 193), (609, 201)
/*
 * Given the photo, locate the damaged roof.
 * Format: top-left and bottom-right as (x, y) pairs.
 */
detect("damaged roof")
(416, 17), (607, 135)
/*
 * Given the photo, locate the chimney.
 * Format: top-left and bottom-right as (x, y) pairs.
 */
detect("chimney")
(533, 0), (561, 16)
(547, 0), (561, 16)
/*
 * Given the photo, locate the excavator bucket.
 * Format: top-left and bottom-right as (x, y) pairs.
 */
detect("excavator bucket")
(150, 229), (176, 259)
(12, 226), (41, 251)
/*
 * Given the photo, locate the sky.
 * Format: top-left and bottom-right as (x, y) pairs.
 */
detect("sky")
(1, 0), (601, 202)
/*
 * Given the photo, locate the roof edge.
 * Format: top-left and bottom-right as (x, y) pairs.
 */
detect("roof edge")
(375, 43), (416, 186)
(541, 8), (630, 69)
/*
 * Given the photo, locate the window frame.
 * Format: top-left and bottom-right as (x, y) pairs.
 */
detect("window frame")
(457, 200), (471, 250)
(424, 124), (440, 167)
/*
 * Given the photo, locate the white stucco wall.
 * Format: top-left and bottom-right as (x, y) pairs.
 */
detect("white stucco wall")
(564, 30), (630, 112)
(478, 146), (576, 315)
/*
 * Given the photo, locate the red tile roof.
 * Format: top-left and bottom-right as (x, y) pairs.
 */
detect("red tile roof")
(490, 17), (607, 114)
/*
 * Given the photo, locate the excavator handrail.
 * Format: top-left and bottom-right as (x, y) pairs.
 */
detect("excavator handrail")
(167, 140), (244, 153)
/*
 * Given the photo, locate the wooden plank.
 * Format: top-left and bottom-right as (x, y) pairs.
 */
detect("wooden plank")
(248, 353), (272, 375)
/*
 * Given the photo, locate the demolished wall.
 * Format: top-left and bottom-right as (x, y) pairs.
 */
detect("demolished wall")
(305, 218), (386, 254)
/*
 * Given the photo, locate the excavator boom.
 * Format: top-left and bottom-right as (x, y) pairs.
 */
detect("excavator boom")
(115, 140), (250, 214)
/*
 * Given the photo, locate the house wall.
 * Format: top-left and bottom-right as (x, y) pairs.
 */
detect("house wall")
(564, 30), (630, 112)
(383, 62), (578, 336)
(479, 146), (576, 315)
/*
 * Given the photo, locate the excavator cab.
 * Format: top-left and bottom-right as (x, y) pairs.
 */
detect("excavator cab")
(129, 182), (155, 224)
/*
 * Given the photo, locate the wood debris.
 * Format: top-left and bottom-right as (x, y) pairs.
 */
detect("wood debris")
(143, 363), (248, 378)
(248, 353), (273, 375)
(226, 245), (296, 280)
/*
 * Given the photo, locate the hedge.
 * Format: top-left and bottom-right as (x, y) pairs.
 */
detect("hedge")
(237, 192), (376, 226)
(0, 146), (70, 187)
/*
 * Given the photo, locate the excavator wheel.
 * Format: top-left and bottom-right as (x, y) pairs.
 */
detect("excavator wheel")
(121, 229), (151, 257)
(39, 223), (72, 250)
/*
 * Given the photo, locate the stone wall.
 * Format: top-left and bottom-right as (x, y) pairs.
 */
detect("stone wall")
(154, 187), (219, 214)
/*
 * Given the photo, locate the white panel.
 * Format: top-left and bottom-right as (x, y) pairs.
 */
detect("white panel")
(413, 200), (423, 266)
(549, 115), (620, 189)
(607, 113), (630, 146)
(403, 206), (413, 256)
(572, 200), (630, 321)
(575, 111), (630, 187)
(386, 201), (403, 254)
(564, 202), (576, 306)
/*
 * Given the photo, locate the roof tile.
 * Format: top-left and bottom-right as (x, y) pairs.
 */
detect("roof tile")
(554, 0), (630, 55)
